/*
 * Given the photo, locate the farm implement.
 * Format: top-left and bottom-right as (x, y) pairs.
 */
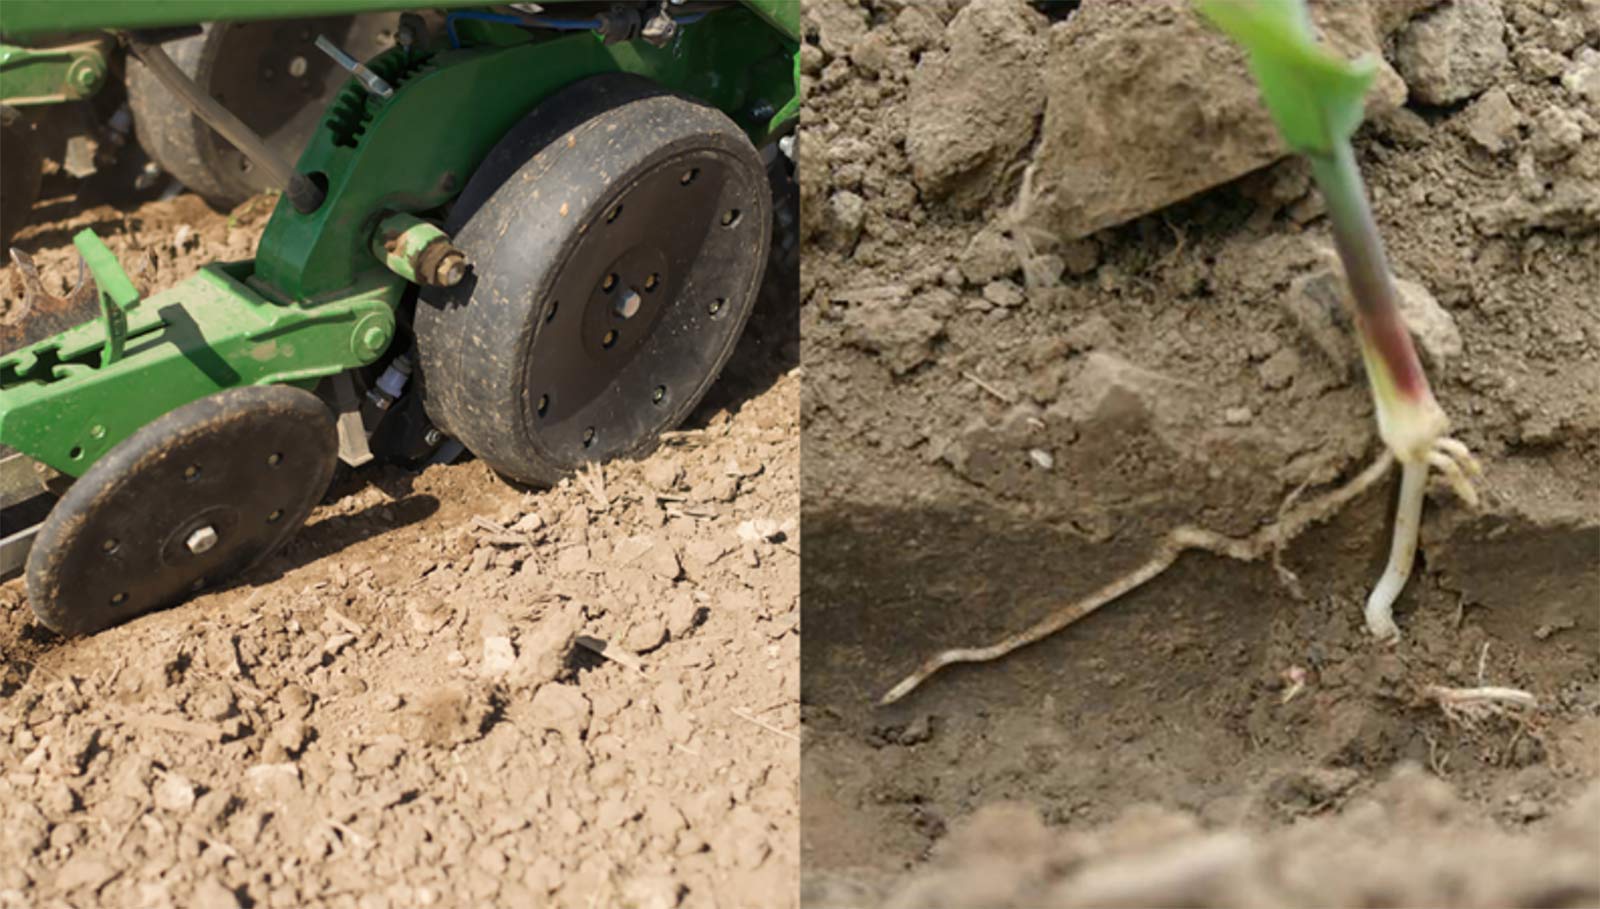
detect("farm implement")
(0, 0), (798, 634)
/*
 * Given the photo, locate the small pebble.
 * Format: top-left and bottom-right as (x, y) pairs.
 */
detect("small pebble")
(154, 773), (197, 814)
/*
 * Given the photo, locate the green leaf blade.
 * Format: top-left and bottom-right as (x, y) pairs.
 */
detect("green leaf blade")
(1195, 0), (1377, 155)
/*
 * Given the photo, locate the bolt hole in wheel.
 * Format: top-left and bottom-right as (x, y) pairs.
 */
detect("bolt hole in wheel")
(69, 446), (84, 460)
(184, 465), (202, 481)
(110, 593), (127, 605)
(267, 452), (282, 466)
(413, 74), (772, 485)
(102, 539), (119, 554)
(267, 509), (284, 523)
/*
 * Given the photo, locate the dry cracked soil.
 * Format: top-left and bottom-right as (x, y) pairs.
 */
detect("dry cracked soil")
(1, 170), (801, 908)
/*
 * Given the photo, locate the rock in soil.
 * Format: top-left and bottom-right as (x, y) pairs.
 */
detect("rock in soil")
(905, 0), (1048, 212)
(1027, 0), (1408, 239)
(1395, 0), (1511, 105)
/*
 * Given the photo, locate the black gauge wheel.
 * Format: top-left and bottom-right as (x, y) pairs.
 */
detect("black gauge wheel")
(25, 385), (337, 635)
(126, 16), (396, 207)
(415, 74), (771, 486)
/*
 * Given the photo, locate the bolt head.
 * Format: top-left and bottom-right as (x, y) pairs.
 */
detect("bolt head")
(436, 255), (467, 286)
(185, 526), (219, 555)
(68, 59), (104, 95)
(363, 325), (390, 353)
(424, 428), (445, 446)
(614, 289), (643, 320)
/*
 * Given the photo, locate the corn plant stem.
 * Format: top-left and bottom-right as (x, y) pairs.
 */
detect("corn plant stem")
(1363, 458), (1426, 640)
(1307, 144), (1431, 406)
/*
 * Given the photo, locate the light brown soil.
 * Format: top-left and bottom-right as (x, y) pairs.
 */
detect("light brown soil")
(819, 768), (1600, 908)
(800, 0), (1599, 904)
(1, 178), (800, 908)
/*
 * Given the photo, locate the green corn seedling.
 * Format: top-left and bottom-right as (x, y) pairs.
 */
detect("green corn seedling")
(875, 0), (1497, 707)
(1197, 0), (1480, 639)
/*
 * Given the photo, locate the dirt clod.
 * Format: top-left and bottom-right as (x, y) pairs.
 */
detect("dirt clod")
(905, 0), (1047, 211)
(1028, 0), (1407, 239)
(1396, 0), (1511, 105)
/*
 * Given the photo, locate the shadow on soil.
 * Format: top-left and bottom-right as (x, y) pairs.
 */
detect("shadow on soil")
(0, 474), (440, 680)
(801, 498), (1599, 877)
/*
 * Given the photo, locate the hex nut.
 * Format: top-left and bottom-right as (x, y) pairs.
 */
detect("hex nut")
(436, 253), (467, 286)
(185, 526), (219, 555)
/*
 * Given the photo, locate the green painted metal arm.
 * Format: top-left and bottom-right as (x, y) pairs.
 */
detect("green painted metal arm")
(0, 39), (109, 105)
(1, 1), (799, 43)
(255, 8), (795, 300)
(73, 229), (140, 367)
(0, 259), (399, 477)
(0, 4), (796, 477)
(0, 1), (494, 38)
(742, 0), (801, 42)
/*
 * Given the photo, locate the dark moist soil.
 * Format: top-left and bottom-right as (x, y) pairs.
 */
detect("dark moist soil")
(799, 0), (1599, 905)
(1, 162), (801, 905)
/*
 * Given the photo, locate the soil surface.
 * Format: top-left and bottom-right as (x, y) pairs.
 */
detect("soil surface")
(1, 173), (800, 907)
(800, 0), (1599, 904)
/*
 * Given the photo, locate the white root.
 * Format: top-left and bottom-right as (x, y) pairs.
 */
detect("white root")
(877, 547), (1185, 707)
(1426, 447), (1480, 507)
(1364, 459), (1426, 640)
(1365, 436), (1483, 640)
(1424, 683), (1537, 728)
(880, 453), (1395, 706)
(1424, 684), (1537, 710)
(1433, 437), (1482, 474)
(881, 429), (1482, 705)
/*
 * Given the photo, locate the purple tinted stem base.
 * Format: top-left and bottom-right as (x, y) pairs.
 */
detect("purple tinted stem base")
(1308, 144), (1431, 403)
